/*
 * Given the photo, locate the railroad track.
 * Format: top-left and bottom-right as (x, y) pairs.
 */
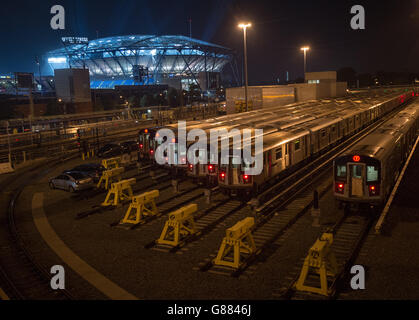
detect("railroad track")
(0, 159), (75, 300)
(145, 193), (246, 253)
(75, 170), (173, 220)
(273, 208), (375, 300)
(126, 184), (205, 230)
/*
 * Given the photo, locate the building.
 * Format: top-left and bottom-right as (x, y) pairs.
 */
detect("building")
(300, 71), (347, 100)
(226, 71), (348, 114)
(54, 68), (91, 103)
(45, 35), (235, 91)
(226, 86), (295, 114)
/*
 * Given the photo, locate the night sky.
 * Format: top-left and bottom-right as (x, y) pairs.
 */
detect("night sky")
(1, 0), (418, 84)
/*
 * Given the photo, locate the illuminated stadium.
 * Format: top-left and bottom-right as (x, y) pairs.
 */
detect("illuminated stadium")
(46, 35), (236, 90)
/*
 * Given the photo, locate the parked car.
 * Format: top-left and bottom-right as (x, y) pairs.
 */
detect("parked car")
(68, 163), (106, 182)
(49, 172), (94, 192)
(97, 143), (123, 158)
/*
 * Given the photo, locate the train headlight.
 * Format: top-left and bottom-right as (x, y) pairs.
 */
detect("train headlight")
(335, 182), (345, 194)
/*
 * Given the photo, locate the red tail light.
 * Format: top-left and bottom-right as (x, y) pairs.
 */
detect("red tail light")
(242, 174), (251, 184)
(150, 149), (154, 155)
(208, 165), (214, 173)
(189, 164), (193, 171)
(219, 171), (226, 182)
(368, 184), (380, 196)
(139, 144), (143, 149)
(335, 182), (345, 194)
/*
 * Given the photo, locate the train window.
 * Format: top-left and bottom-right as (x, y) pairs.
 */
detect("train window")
(321, 130), (326, 138)
(275, 148), (282, 160)
(352, 165), (363, 179)
(295, 139), (300, 150)
(285, 144), (288, 155)
(367, 166), (379, 182)
(332, 126), (336, 132)
(231, 155), (241, 167)
(336, 165), (347, 178)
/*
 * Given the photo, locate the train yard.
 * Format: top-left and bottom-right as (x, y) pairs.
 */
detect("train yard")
(0, 89), (418, 300)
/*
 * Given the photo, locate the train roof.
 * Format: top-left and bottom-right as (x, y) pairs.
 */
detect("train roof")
(340, 102), (419, 160)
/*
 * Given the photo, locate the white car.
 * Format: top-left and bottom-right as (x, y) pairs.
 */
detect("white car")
(49, 172), (94, 192)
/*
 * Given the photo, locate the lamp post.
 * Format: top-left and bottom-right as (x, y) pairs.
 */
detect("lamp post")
(300, 46), (310, 77)
(239, 23), (251, 112)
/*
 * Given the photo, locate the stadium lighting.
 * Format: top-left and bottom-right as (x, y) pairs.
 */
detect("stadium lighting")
(48, 57), (67, 64)
(300, 46), (310, 75)
(238, 23), (251, 112)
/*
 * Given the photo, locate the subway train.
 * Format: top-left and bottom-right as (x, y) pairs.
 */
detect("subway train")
(187, 97), (376, 183)
(333, 101), (419, 206)
(217, 91), (415, 196)
(137, 88), (416, 196)
(138, 89), (404, 164)
(138, 99), (322, 161)
(137, 91), (389, 161)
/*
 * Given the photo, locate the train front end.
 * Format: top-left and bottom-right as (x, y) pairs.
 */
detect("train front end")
(333, 154), (383, 206)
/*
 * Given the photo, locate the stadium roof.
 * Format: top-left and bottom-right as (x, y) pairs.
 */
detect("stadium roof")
(46, 35), (236, 88)
(48, 35), (233, 56)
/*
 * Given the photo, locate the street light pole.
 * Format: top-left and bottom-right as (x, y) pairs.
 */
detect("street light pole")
(239, 23), (251, 112)
(300, 46), (310, 77)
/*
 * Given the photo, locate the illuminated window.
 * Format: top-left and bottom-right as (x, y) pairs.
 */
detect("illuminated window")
(352, 165), (363, 179)
(308, 80), (320, 84)
(336, 165), (347, 178)
(367, 166), (379, 182)
(295, 139), (301, 150)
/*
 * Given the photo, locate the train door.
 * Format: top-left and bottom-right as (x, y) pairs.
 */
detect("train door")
(263, 152), (269, 178)
(349, 163), (365, 197)
(284, 143), (290, 167)
(231, 155), (241, 185)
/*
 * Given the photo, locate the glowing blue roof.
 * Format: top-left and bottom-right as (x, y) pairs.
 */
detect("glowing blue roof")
(46, 35), (234, 85)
